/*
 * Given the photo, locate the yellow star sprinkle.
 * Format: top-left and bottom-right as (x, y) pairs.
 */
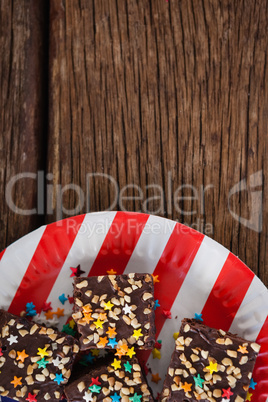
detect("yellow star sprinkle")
(246, 391), (253, 401)
(91, 349), (99, 356)
(94, 319), (104, 329)
(206, 361), (218, 374)
(37, 346), (49, 359)
(133, 329), (143, 340)
(152, 348), (161, 359)
(104, 301), (114, 311)
(111, 358), (121, 370)
(126, 347), (136, 358)
(68, 319), (76, 329)
(173, 332), (180, 340)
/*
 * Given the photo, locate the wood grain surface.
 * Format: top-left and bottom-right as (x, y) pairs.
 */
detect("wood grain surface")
(1, 0), (267, 286)
(0, 0), (48, 247)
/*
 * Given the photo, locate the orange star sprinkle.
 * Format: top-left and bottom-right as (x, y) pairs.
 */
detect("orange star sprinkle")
(97, 337), (108, 348)
(152, 274), (160, 284)
(115, 343), (129, 358)
(151, 373), (161, 384)
(106, 327), (117, 338)
(181, 381), (192, 393)
(45, 310), (54, 320)
(55, 308), (64, 318)
(237, 345), (248, 354)
(11, 376), (22, 388)
(99, 312), (107, 321)
(16, 349), (29, 363)
(82, 305), (92, 314)
(83, 313), (93, 324)
(107, 269), (117, 275)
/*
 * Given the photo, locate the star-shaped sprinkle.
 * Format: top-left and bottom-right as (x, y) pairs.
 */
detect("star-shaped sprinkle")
(152, 348), (161, 359)
(68, 318), (76, 328)
(91, 349), (100, 356)
(111, 358), (121, 370)
(154, 299), (160, 310)
(104, 301), (114, 311)
(108, 337), (118, 348)
(99, 312), (107, 321)
(26, 302), (36, 312)
(163, 309), (172, 319)
(54, 373), (64, 385)
(133, 329), (143, 340)
(98, 349), (108, 358)
(222, 388), (233, 398)
(59, 293), (68, 305)
(7, 334), (18, 345)
(94, 318), (104, 329)
(151, 373), (161, 384)
(68, 296), (74, 304)
(26, 393), (37, 402)
(173, 332), (180, 340)
(237, 345), (248, 354)
(37, 358), (49, 369)
(124, 360), (132, 373)
(45, 310), (54, 320)
(97, 336), (108, 348)
(123, 303), (132, 315)
(42, 302), (52, 312)
(88, 384), (101, 393)
(111, 392), (121, 401)
(249, 378), (257, 390)
(126, 347), (136, 358)
(107, 269), (117, 275)
(37, 346), (49, 359)
(62, 324), (76, 336)
(16, 349), (29, 363)
(70, 264), (85, 277)
(90, 377), (101, 386)
(107, 326), (117, 338)
(115, 344), (129, 358)
(11, 376), (22, 388)
(0, 348), (3, 356)
(129, 393), (142, 402)
(193, 374), (204, 388)
(154, 341), (162, 349)
(246, 392), (253, 401)
(181, 382), (192, 392)
(55, 307), (64, 318)
(194, 313), (203, 321)
(83, 305), (92, 314)
(80, 352), (95, 366)
(152, 274), (160, 284)
(83, 391), (94, 402)
(83, 313), (93, 324)
(52, 356), (61, 367)
(206, 361), (218, 374)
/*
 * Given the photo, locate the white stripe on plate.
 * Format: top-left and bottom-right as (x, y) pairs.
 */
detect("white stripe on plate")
(229, 275), (268, 341)
(124, 215), (176, 274)
(146, 236), (229, 395)
(0, 225), (46, 309)
(44, 212), (116, 325)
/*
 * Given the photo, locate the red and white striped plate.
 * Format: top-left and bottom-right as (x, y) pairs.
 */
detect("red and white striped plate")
(0, 212), (267, 401)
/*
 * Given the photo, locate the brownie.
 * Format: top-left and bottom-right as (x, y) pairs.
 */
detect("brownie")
(72, 274), (155, 351)
(64, 354), (154, 401)
(0, 310), (79, 401)
(160, 319), (260, 402)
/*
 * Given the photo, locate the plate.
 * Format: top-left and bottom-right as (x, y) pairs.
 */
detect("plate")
(0, 211), (267, 401)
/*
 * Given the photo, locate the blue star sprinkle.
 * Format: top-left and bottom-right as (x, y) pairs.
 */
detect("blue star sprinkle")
(54, 373), (64, 385)
(111, 393), (121, 401)
(194, 313), (203, 321)
(107, 338), (118, 348)
(59, 293), (68, 305)
(249, 378), (257, 390)
(154, 300), (160, 310)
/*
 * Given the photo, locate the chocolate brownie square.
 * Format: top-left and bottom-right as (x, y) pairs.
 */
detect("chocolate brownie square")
(160, 318), (260, 402)
(72, 274), (155, 351)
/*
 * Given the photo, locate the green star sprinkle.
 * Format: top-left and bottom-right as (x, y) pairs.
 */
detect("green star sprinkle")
(88, 384), (101, 393)
(62, 324), (76, 336)
(129, 393), (142, 402)
(193, 374), (205, 388)
(36, 358), (49, 369)
(124, 360), (132, 373)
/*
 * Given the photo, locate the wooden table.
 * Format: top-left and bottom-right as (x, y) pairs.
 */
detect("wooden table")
(1, 0), (267, 286)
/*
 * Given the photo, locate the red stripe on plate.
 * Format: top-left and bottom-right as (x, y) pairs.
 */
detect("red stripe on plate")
(252, 316), (268, 402)
(88, 212), (149, 277)
(139, 223), (204, 364)
(201, 253), (255, 330)
(8, 215), (85, 315)
(0, 249), (5, 261)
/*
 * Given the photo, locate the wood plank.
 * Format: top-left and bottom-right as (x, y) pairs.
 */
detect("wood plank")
(48, 0), (267, 286)
(0, 1), (48, 250)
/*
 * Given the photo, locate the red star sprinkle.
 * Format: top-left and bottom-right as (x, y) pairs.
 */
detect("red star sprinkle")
(68, 296), (74, 304)
(42, 302), (52, 312)
(0, 348), (3, 356)
(70, 264), (85, 277)
(26, 393), (37, 402)
(154, 341), (162, 350)
(163, 309), (172, 319)
(90, 377), (101, 386)
(222, 388), (234, 398)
